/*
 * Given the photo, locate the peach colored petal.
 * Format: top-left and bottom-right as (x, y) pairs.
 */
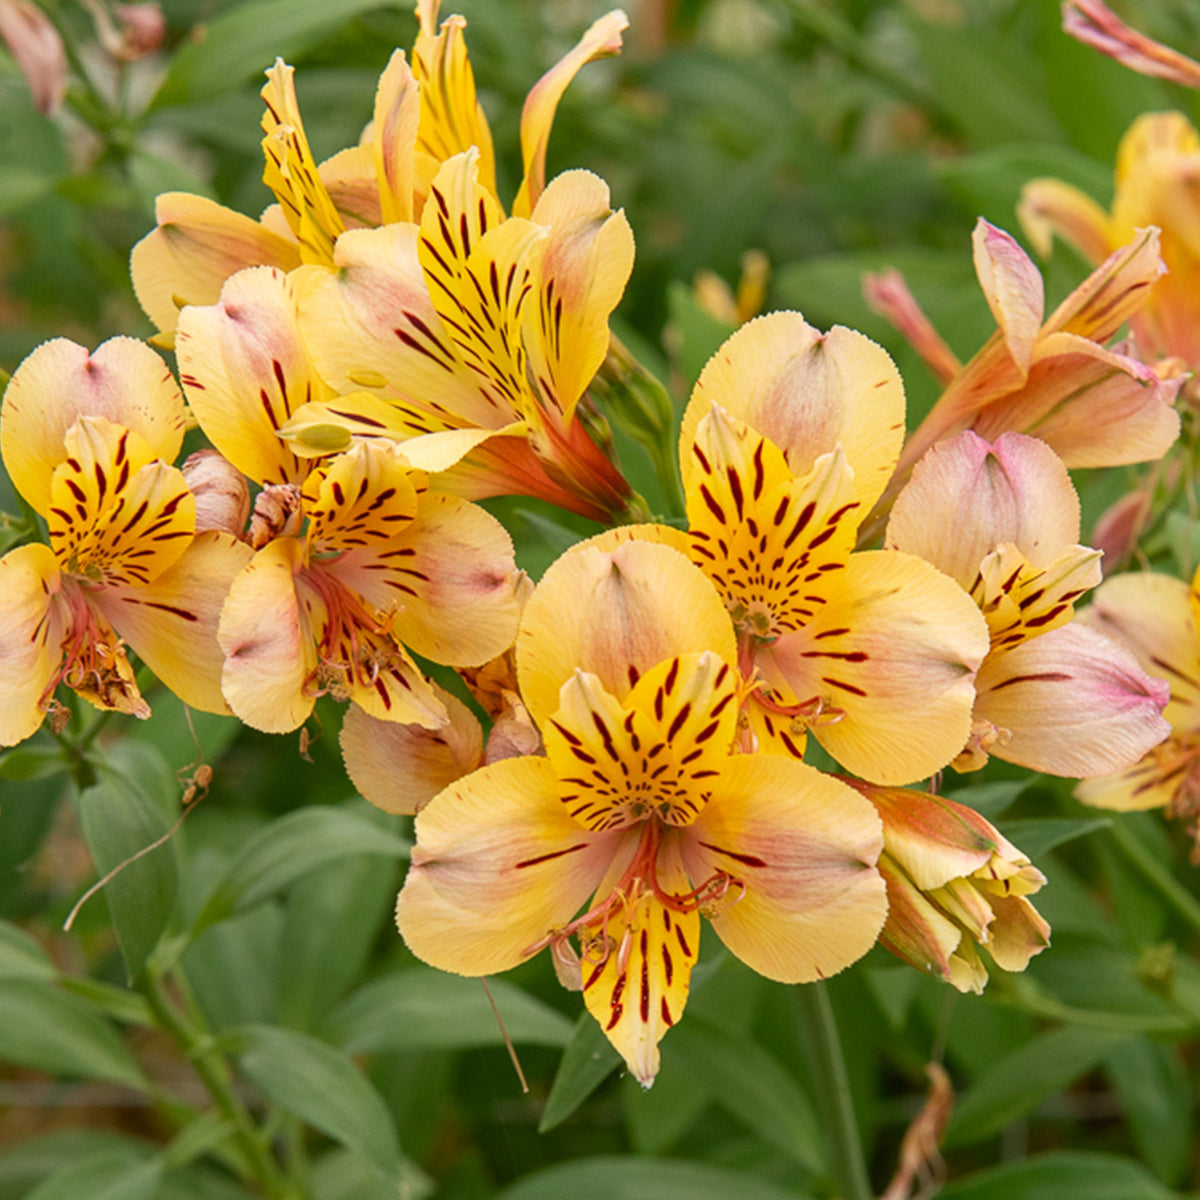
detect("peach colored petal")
(1, 337), (185, 515)
(372, 48), (420, 224)
(1017, 177), (1113, 264)
(0, 543), (65, 747)
(972, 219), (1044, 370)
(678, 754), (885, 982)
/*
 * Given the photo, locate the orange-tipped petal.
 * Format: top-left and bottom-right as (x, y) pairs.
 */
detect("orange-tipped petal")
(1064, 1), (1200, 90)
(1, 337), (185, 515)
(516, 538), (736, 728)
(176, 266), (333, 486)
(682, 313), (906, 517)
(396, 755), (624, 976)
(862, 267), (961, 385)
(512, 10), (628, 218)
(679, 755), (885, 982)
(130, 192), (300, 335)
(341, 690), (483, 815)
(974, 622), (1170, 777)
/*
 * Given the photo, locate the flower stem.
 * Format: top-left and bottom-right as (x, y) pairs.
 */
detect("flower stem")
(797, 981), (872, 1200)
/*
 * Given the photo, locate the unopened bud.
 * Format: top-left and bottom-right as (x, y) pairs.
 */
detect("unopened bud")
(113, 3), (165, 59)
(182, 449), (251, 537)
(0, 0), (67, 115)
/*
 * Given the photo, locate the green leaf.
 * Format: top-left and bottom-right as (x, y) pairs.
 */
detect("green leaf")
(0, 1132), (144, 1200)
(325, 967), (574, 1053)
(666, 1017), (823, 1172)
(494, 1156), (809, 1200)
(59, 978), (153, 1026)
(0, 919), (55, 981)
(76, 743), (179, 978)
(539, 1012), (622, 1132)
(24, 1152), (160, 1200)
(1105, 1039), (1193, 1185)
(937, 1151), (1179, 1200)
(193, 805), (409, 935)
(150, 0), (399, 108)
(946, 1025), (1129, 1147)
(0, 744), (68, 781)
(1000, 817), (1112, 858)
(308, 1147), (433, 1200)
(234, 1024), (401, 1182)
(0, 979), (146, 1088)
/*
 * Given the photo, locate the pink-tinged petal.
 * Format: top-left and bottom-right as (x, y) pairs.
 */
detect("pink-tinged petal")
(511, 10), (628, 218)
(582, 842), (699, 1088)
(292, 226), (507, 433)
(341, 689), (483, 815)
(181, 450), (251, 537)
(862, 268), (961, 385)
(525, 170), (635, 422)
(974, 333), (1181, 468)
(1064, 1), (1200, 89)
(761, 550), (988, 785)
(372, 48), (420, 225)
(1017, 178), (1113, 264)
(0, 544), (65, 747)
(93, 532), (253, 715)
(974, 622), (1170, 777)
(516, 538), (736, 728)
(887, 430), (1081, 589)
(343, 491), (523, 668)
(972, 219), (1044, 370)
(682, 313), (906, 517)
(1, 337), (185, 515)
(319, 145), (381, 229)
(0, 0), (66, 114)
(218, 537), (317, 732)
(678, 755), (885, 982)
(175, 266), (332, 486)
(130, 192), (300, 335)
(1042, 227), (1165, 343)
(396, 755), (626, 975)
(1080, 570), (1200, 732)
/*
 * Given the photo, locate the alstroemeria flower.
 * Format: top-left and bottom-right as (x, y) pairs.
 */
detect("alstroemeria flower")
(1020, 111), (1200, 376)
(842, 780), (1050, 994)
(396, 538), (887, 1085)
(0, 338), (251, 745)
(276, 152), (636, 521)
(867, 220), (1181, 534)
(175, 266), (525, 732)
(129, 4), (626, 338)
(887, 430), (1170, 775)
(623, 314), (990, 785)
(1076, 566), (1200, 849)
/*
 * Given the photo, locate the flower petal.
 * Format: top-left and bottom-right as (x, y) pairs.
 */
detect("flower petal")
(396, 755), (624, 975)
(1017, 177), (1113, 264)
(678, 755), (885, 982)
(974, 622), (1170, 777)
(1, 337), (185, 515)
(0, 544), (64, 747)
(972, 219), (1045, 369)
(340, 689), (483, 815)
(517, 537), (736, 728)
(762, 550), (988, 785)
(372, 48), (420, 225)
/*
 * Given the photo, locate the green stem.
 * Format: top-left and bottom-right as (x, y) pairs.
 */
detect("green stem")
(797, 981), (872, 1200)
(1108, 819), (1200, 937)
(140, 969), (300, 1200)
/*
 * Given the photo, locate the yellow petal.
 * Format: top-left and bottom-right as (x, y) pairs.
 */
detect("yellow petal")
(524, 170), (634, 421)
(761, 550), (988, 785)
(176, 266), (334, 486)
(372, 48), (420, 225)
(340, 689), (483, 815)
(0, 543), (65, 747)
(130, 191), (300, 334)
(512, 11), (628, 218)
(218, 537), (317, 732)
(1017, 177), (1113, 264)
(516, 538), (737, 728)
(679, 755), (886, 982)
(682, 313), (905, 517)
(396, 755), (624, 975)
(319, 145), (381, 229)
(1, 337), (185, 516)
(92, 531), (253, 715)
(582, 843), (699, 1088)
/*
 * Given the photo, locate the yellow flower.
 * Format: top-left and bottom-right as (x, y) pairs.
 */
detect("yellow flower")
(174, 266), (525, 732)
(1020, 111), (1200, 374)
(0, 338), (250, 745)
(1076, 564), (1200, 851)
(887, 430), (1170, 776)
(396, 538), (887, 1085)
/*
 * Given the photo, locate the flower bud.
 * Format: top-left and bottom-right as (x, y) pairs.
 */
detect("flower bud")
(181, 450), (250, 537)
(0, 0), (67, 115)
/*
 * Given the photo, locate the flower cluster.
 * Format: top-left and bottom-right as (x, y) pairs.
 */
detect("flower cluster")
(1, 1), (1193, 1089)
